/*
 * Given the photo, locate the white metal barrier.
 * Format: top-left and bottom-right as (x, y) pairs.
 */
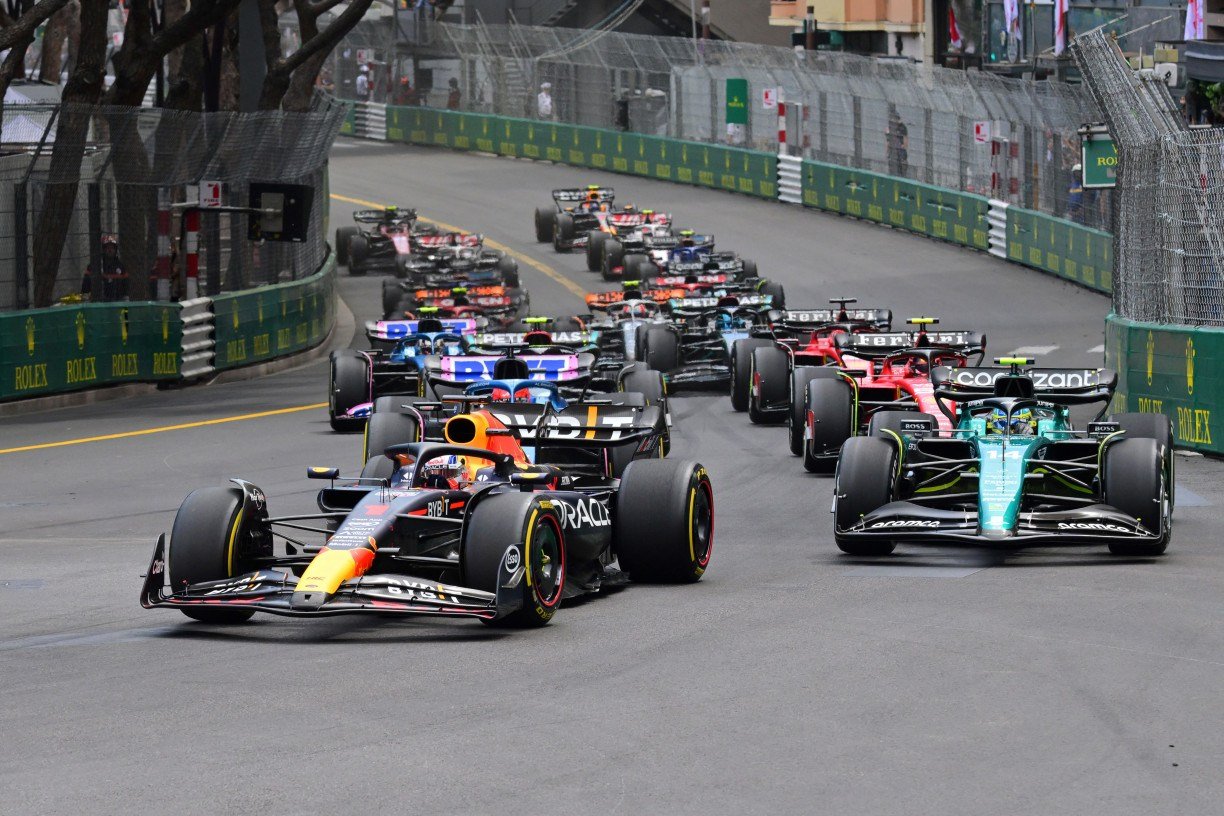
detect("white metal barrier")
(987, 199), (1009, 260)
(179, 297), (216, 379)
(353, 102), (387, 141)
(777, 153), (803, 205)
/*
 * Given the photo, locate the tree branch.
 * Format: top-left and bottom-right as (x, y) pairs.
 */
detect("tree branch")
(0, 0), (68, 51)
(279, 0), (371, 76)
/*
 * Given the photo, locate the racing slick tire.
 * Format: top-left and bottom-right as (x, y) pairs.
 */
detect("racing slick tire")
(868, 410), (939, 441)
(497, 256), (521, 289)
(758, 280), (786, 309)
(621, 364), (670, 458)
(587, 231), (607, 271)
(833, 437), (898, 556)
(642, 325), (680, 373)
(381, 279), (404, 319)
(363, 399), (422, 461)
(730, 338), (771, 412)
(601, 239), (624, 281)
(615, 459), (713, 583)
(1108, 412), (1175, 510)
(1103, 437), (1170, 556)
(748, 345), (790, 425)
(462, 493), (566, 627)
(329, 351), (368, 432)
(359, 455), (395, 486)
(789, 367), (835, 455)
(335, 226), (358, 266)
(348, 235), (370, 276)
(553, 213), (575, 252)
(803, 377), (853, 474)
(623, 253), (653, 281)
(534, 207), (554, 242)
(740, 259), (758, 280)
(168, 486), (259, 623)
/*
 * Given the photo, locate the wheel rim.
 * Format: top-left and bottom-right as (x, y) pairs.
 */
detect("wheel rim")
(529, 515), (564, 608)
(689, 480), (714, 567)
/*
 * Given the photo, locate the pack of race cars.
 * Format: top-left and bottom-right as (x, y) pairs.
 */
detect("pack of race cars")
(139, 183), (1175, 634)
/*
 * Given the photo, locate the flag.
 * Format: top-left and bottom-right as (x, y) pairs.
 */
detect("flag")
(1054, 0), (1069, 55)
(1004, 0), (1021, 42)
(949, 6), (963, 50)
(1185, 0), (1205, 40)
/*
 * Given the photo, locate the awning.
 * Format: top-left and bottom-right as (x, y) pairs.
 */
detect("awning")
(1185, 40), (1224, 83)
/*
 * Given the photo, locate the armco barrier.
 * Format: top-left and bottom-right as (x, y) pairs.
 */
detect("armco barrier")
(0, 301), (182, 401)
(210, 255), (336, 371)
(1106, 313), (1221, 453)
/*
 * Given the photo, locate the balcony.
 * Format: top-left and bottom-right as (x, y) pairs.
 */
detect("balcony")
(769, 0), (922, 32)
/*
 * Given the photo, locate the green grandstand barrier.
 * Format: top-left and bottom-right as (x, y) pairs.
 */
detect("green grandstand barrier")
(0, 301), (182, 401)
(1106, 313), (1222, 453)
(211, 254), (336, 371)
(1006, 208), (1112, 294)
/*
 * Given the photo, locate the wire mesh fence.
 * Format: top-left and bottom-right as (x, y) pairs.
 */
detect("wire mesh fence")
(1072, 29), (1224, 327)
(331, 19), (1110, 228)
(0, 95), (346, 311)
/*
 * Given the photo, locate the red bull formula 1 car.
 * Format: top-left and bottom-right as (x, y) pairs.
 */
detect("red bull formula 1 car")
(140, 406), (713, 628)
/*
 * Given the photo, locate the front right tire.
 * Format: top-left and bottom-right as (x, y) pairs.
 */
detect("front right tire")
(833, 436), (897, 556)
(168, 486), (258, 623)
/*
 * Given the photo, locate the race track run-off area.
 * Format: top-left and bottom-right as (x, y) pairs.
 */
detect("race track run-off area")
(2, 139), (1223, 815)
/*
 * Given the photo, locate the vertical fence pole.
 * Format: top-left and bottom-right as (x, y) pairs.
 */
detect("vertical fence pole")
(184, 208), (200, 299)
(156, 189), (172, 301)
(14, 181), (28, 310)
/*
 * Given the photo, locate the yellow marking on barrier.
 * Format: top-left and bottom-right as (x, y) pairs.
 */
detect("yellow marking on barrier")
(0, 403), (328, 455)
(330, 193), (585, 299)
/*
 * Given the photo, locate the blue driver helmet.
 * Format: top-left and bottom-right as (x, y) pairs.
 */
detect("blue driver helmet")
(987, 407), (1036, 436)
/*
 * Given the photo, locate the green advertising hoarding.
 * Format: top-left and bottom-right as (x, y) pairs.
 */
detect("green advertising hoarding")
(0, 302), (182, 401)
(1080, 125), (1117, 189)
(725, 78), (748, 125)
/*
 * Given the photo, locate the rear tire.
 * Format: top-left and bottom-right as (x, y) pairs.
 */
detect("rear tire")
(553, 213), (574, 252)
(462, 493), (565, 626)
(1109, 412), (1175, 509)
(730, 338), (770, 412)
(789, 367), (829, 455)
(758, 280), (785, 309)
(335, 227), (358, 266)
(1103, 437), (1170, 556)
(623, 253), (651, 281)
(329, 352), (368, 432)
(740, 258), (758, 279)
(833, 437), (897, 556)
(364, 402), (421, 461)
(168, 486), (257, 623)
(803, 377), (853, 474)
(534, 207), (554, 242)
(748, 345), (790, 424)
(348, 235), (369, 276)
(615, 459), (713, 582)
(381, 279), (403, 319)
(642, 326), (680, 372)
(587, 231), (607, 271)
(497, 256), (521, 289)
(602, 239), (624, 281)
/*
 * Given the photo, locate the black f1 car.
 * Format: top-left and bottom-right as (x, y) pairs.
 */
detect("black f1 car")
(140, 408), (713, 628)
(336, 207), (422, 276)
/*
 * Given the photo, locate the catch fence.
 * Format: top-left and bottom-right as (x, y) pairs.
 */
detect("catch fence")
(332, 19), (1108, 229)
(0, 97), (346, 311)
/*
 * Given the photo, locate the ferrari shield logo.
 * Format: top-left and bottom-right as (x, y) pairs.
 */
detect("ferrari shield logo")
(1186, 337), (1195, 396)
(25, 316), (35, 355)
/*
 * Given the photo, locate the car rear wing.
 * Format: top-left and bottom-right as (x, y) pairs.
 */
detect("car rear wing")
(470, 331), (596, 349)
(668, 294), (774, 311)
(835, 330), (986, 359)
(931, 365), (1117, 405)
(774, 308), (893, 330)
(365, 318), (479, 342)
(554, 187), (614, 204)
(353, 208), (415, 225)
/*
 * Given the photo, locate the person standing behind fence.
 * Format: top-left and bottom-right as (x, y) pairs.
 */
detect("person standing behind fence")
(80, 236), (129, 302)
(447, 77), (461, 110)
(355, 65), (370, 101)
(537, 82), (554, 120)
(887, 105), (909, 177)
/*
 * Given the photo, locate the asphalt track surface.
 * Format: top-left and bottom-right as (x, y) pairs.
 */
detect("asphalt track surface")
(2, 139), (1223, 815)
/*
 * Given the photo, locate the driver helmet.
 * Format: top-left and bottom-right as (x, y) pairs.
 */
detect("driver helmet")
(623, 203), (636, 213)
(383, 206), (399, 222)
(987, 407), (1036, 436)
(679, 229), (695, 247)
(422, 454), (464, 489)
(491, 385), (551, 404)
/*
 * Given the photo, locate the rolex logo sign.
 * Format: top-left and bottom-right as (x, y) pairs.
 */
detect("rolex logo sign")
(1186, 337), (1195, 396)
(120, 308), (129, 344)
(1145, 331), (1154, 386)
(26, 316), (35, 355)
(76, 312), (86, 349)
